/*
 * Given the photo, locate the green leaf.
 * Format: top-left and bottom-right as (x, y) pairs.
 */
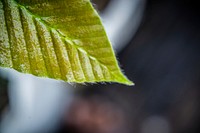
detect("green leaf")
(0, 0), (133, 85)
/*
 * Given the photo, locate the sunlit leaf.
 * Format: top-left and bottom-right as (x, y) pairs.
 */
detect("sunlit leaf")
(0, 0), (133, 85)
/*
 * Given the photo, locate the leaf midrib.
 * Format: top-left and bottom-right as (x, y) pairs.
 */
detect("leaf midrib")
(13, 0), (124, 81)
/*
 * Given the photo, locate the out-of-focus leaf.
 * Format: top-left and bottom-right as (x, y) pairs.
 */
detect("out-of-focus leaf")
(0, 0), (133, 85)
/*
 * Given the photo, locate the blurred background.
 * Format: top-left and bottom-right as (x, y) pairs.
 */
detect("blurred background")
(0, 0), (200, 133)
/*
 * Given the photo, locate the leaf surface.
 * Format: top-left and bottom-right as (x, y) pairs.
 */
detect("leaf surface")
(0, 0), (133, 85)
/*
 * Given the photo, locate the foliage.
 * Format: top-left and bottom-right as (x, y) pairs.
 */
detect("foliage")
(0, 0), (133, 85)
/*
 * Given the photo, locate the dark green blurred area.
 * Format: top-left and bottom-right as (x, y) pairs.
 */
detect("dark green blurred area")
(0, 76), (8, 115)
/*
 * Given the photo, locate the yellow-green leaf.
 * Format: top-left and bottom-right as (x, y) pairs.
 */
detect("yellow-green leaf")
(0, 0), (133, 85)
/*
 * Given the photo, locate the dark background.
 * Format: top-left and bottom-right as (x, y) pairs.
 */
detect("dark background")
(118, 0), (200, 132)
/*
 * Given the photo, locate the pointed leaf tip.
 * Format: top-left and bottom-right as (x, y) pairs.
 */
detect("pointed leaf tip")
(0, 0), (133, 85)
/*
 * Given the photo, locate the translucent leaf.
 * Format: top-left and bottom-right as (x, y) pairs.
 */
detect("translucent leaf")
(0, 0), (133, 85)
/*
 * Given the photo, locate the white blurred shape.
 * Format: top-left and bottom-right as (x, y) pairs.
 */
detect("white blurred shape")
(141, 115), (171, 133)
(102, 0), (146, 52)
(0, 68), (73, 133)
